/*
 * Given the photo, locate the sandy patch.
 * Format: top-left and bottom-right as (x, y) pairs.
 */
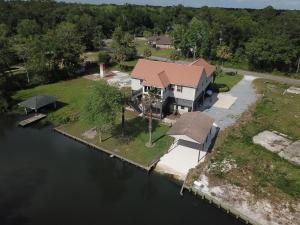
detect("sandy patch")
(82, 127), (97, 139)
(194, 175), (299, 225)
(213, 94), (237, 109)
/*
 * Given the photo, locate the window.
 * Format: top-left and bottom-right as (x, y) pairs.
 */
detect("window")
(180, 106), (185, 110)
(170, 84), (174, 91)
(177, 85), (183, 92)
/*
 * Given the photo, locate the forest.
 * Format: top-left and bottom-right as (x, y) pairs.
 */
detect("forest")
(0, 0), (300, 111)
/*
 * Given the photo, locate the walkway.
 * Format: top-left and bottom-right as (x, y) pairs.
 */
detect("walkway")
(203, 76), (258, 130)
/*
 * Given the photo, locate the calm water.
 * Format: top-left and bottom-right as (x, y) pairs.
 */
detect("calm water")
(0, 116), (244, 225)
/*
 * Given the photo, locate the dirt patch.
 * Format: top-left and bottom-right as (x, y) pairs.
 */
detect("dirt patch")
(82, 127), (97, 139)
(193, 175), (299, 225)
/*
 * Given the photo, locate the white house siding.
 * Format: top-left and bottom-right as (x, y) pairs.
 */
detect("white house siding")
(156, 44), (173, 49)
(131, 78), (143, 91)
(173, 86), (196, 101)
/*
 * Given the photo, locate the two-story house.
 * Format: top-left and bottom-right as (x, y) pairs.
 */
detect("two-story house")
(131, 59), (214, 118)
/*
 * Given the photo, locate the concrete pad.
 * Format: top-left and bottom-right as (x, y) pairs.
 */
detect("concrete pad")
(286, 86), (300, 94)
(156, 145), (206, 180)
(253, 131), (292, 153)
(213, 94), (237, 109)
(244, 75), (257, 81)
(279, 141), (300, 166)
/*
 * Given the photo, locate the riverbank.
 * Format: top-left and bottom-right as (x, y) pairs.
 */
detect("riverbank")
(185, 79), (300, 225)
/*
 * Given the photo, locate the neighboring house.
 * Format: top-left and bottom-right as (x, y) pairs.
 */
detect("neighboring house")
(147, 35), (173, 49)
(131, 58), (215, 118)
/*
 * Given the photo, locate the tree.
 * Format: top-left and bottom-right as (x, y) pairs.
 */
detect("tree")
(98, 51), (111, 65)
(216, 44), (232, 65)
(92, 25), (105, 50)
(82, 80), (122, 143)
(16, 19), (40, 38)
(143, 87), (160, 147)
(245, 36), (297, 71)
(143, 46), (152, 58)
(213, 65), (222, 83)
(50, 22), (85, 77)
(170, 50), (180, 61)
(111, 27), (137, 62)
(120, 86), (131, 137)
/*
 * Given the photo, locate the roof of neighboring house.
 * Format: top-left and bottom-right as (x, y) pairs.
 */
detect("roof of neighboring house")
(131, 59), (213, 88)
(148, 35), (172, 45)
(189, 59), (215, 76)
(167, 112), (214, 144)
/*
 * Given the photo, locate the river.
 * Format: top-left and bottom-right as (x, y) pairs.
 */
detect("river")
(0, 116), (244, 225)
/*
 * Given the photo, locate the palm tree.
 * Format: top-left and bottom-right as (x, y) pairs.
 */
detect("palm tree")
(120, 87), (131, 137)
(143, 87), (161, 147)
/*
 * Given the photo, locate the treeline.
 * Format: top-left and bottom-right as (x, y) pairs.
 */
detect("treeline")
(1, 0), (300, 111)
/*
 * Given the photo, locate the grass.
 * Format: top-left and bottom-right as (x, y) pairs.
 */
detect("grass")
(13, 77), (173, 167)
(135, 39), (174, 58)
(58, 113), (173, 167)
(13, 78), (95, 125)
(189, 79), (300, 201)
(212, 73), (243, 92)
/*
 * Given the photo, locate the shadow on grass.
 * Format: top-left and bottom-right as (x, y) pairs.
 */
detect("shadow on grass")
(111, 116), (160, 142)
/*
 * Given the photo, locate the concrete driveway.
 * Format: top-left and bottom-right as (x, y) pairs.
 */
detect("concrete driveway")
(203, 75), (258, 130)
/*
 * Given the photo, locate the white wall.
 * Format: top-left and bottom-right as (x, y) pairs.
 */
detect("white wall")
(131, 78), (143, 91)
(173, 85), (196, 101)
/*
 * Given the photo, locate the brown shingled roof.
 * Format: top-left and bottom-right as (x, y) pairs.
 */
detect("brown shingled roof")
(148, 35), (172, 45)
(131, 59), (206, 88)
(190, 59), (215, 77)
(167, 112), (214, 144)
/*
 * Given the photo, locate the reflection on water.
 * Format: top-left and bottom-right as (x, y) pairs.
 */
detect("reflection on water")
(0, 115), (244, 225)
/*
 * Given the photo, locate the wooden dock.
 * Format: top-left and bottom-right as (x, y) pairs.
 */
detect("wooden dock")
(19, 114), (47, 127)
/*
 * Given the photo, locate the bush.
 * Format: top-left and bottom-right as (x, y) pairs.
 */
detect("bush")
(170, 50), (180, 61)
(119, 63), (134, 71)
(98, 52), (111, 65)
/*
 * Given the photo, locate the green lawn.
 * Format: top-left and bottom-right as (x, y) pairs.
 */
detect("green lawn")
(13, 77), (173, 167)
(189, 79), (300, 201)
(58, 113), (173, 167)
(135, 39), (173, 58)
(211, 74), (243, 92)
(13, 78), (95, 125)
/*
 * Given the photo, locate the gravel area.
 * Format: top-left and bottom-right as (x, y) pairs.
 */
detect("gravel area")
(203, 75), (258, 130)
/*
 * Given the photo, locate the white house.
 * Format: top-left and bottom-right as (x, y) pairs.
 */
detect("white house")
(131, 58), (215, 118)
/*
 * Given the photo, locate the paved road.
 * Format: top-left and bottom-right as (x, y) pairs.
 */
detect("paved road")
(222, 67), (300, 86)
(146, 55), (300, 86)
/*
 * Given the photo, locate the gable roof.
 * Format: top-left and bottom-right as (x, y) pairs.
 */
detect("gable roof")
(167, 112), (214, 144)
(190, 59), (215, 77)
(131, 59), (206, 88)
(148, 35), (172, 45)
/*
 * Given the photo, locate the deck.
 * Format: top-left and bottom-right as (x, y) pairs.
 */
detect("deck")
(18, 114), (47, 127)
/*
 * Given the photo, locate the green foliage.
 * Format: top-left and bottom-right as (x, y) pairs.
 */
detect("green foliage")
(112, 27), (137, 62)
(216, 44), (232, 63)
(245, 36), (298, 72)
(82, 80), (122, 141)
(98, 51), (111, 65)
(92, 25), (105, 50)
(16, 19), (40, 38)
(143, 46), (152, 58)
(169, 50), (180, 61)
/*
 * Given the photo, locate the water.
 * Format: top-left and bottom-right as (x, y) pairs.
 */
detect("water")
(0, 116), (244, 225)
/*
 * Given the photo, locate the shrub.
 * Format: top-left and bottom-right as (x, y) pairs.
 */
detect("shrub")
(98, 52), (111, 65)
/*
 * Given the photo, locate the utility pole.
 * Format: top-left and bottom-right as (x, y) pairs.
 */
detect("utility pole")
(297, 57), (300, 73)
